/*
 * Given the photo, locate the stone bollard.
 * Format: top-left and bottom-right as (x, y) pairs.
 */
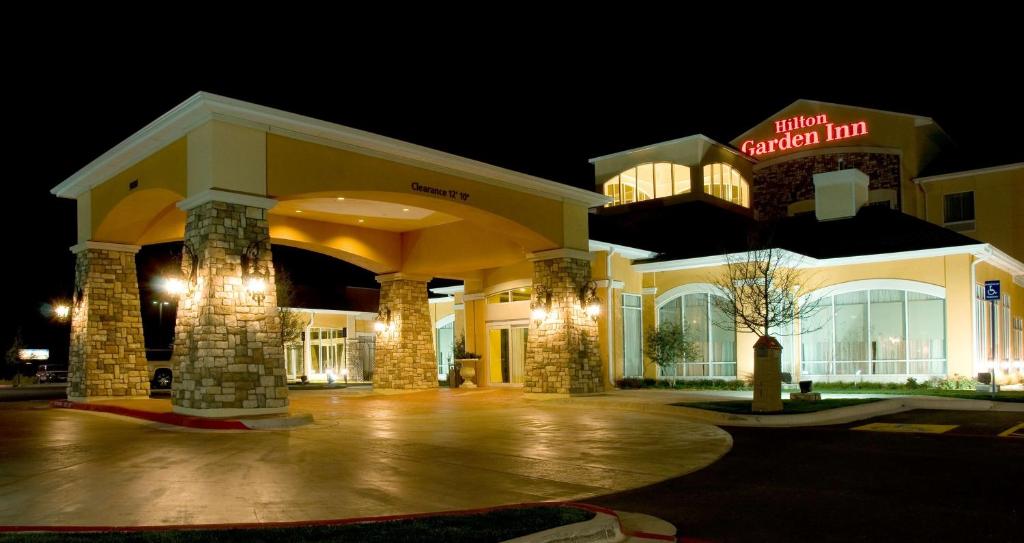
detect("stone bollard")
(752, 335), (783, 413)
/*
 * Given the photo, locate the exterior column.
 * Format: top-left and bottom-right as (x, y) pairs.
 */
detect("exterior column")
(67, 242), (150, 401)
(373, 274), (437, 390)
(171, 194), (287, 417)
(525, 250), (602, 395)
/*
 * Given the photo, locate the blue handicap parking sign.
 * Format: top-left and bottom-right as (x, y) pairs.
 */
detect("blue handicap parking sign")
(984, 280), (1001, 301)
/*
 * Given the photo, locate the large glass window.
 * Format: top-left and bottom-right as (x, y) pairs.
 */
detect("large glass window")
(702, 163), (750, 208)
(656, 291), (736, 378)
(623, 294), (643, 378)
(603, 162), (692, 206)
(802, 287), (946, 377)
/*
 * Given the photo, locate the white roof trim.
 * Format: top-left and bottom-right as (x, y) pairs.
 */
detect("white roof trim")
(587, 134), (755, 164)
(51, 92), (610, 208)
(429, 296), (455, 304)
(631, 244), (996, 273)
(429, 285), (465, 295)
(588, 239), (659, 260)
(914, 162), (1024, 184)
(731, 99), (935, 144)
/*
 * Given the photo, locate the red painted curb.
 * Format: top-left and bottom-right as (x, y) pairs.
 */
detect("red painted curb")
(0, 501), (609, 533)
(49, 400), (248, 430)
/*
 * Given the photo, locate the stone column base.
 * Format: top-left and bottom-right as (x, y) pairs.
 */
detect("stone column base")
(68, 395), (150, 403)
(172, 405), (289, 418)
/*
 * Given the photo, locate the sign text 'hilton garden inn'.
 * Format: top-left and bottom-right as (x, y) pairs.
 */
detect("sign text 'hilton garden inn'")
(739, 114), (869, 158)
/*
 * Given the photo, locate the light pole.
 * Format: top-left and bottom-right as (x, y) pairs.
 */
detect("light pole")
(152, 300), (170, 344)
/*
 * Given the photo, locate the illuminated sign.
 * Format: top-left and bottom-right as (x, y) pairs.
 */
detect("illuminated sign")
(740, 114), (868, 158)
(18, 349), (49, 361)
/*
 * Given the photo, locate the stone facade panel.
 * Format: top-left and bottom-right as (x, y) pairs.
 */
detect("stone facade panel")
(68, 248), (150, 399)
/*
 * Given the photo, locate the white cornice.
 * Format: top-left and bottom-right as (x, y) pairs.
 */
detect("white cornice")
(429, 285), (465, 295)
(462, 293), (485, 302)
(632, 245), (994, 273)
(375, 272), (433, 284)
(914, 162), (1024, 184)
(588, 239), (659, 260)
(177, 189), (278, 211)
(528, 248), (594, 262)
(70, 241), (141, 254)
(282, 307), (371, 317)
(51, 92), (610, 208)
(428, 296), (454, 304)
(594, 279), (625, 289)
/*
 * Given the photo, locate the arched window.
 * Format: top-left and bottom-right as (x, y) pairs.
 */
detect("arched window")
(602, 162), (692, 207)
(800, 280), (947, 377)
(655, 285), (736, 378)
(702, 163), (750, 208)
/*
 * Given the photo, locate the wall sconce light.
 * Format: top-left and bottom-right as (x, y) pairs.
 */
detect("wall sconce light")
(531, 284), (552, 326)
(579, 280), (601, 321)
(241, 238), (270, 305)
(375, 304), (392, 334)
(53, 303), (71, 322)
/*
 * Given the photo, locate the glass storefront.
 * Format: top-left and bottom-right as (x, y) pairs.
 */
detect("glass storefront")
(284, 326), (375, 382)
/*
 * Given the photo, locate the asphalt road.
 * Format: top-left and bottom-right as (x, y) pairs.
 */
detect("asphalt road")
(586, 409), (1024, 542)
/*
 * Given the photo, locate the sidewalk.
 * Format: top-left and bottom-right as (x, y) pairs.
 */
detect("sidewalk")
(547, 389), (1024, 427)
(50, 399), (313, 430)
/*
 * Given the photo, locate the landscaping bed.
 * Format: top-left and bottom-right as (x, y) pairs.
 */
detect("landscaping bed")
(677, 398), (883, 414)
(0, 506), (595, 543)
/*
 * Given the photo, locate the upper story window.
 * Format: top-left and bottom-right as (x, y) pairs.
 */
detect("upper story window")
(603, 162), (692, 206)
(943, 191), (975, 230)
(702, 163), (750, 208)
(486, 287), (532, 304)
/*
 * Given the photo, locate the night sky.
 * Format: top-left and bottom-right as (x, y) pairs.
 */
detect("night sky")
(6, 38), (1021, 363)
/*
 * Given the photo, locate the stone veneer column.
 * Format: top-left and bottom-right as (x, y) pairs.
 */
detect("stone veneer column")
(67, 242), (150, 401)
(171, 197), (287, 416)
(373, 274), (437, 390)
(525, 252), (602, 395)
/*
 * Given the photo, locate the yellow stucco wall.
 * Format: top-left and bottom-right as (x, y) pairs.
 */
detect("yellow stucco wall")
(921, 167), (1024, 263)
(646, 254), (983, 382)
(265, 133), (583, 252)
(89, 138), (187, 244)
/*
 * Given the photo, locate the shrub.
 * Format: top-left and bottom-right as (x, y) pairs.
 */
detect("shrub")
(934, 373), (978, 390)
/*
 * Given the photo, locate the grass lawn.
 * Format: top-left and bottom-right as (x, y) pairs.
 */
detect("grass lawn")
(677, 398), (883, 414)
(812, 388), (1024, 402)
(0, 507), (594, 543)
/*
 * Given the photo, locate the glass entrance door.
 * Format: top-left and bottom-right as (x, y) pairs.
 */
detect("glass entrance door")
(436, 321), (454, 381)
(488, 325), (527, 384)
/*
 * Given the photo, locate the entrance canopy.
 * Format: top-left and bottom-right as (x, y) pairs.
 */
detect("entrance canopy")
(52, 92), (608, 278)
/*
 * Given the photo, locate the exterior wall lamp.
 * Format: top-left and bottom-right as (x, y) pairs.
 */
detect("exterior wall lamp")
(163, 242), (200, 298)
(374, 304), (393, 334)
(579, 280), (601, 321)
(53, 303), (71, 321)
(241, 238), (270, 305)
(531, 285), (553, 326)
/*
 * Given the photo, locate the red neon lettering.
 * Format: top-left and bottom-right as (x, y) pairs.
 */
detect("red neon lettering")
(742, 115), (868, 157)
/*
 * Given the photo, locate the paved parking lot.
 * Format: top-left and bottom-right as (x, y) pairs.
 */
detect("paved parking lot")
(0, 388), (731, 527)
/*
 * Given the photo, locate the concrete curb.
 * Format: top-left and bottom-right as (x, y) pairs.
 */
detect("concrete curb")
(49, 400), (314, 430)
(555, 395), (1024, 428)
(0, 502), (676, 542)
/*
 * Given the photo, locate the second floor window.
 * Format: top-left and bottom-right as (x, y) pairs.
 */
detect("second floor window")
(943, 191), (975, 224)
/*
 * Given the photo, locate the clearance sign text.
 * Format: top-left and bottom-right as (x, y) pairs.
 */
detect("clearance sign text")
(740, 114), (868, 158)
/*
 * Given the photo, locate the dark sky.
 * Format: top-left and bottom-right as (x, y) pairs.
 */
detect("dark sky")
(5, 34), (1021, 360)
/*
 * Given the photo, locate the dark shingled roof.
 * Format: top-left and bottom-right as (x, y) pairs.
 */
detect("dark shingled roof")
(589, 200), (981, 263)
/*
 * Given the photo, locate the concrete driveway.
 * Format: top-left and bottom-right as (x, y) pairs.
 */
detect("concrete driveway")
(0, 388), (731, 526)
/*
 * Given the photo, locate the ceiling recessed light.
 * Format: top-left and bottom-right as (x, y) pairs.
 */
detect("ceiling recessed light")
(402, 208), (409, 212)
(336, 197), (345, 201)
(358, 219), (364, 223)
(295, 210), (303, 213)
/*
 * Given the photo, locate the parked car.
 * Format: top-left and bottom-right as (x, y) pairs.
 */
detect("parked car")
(35, 365), (68, 384)
(146, 348), (174, 389)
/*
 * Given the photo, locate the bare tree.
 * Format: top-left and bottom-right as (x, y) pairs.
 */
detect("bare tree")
(708, 247), (825, 339)
(707, 244), (828, 411)
(275, 269), (304, 346)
